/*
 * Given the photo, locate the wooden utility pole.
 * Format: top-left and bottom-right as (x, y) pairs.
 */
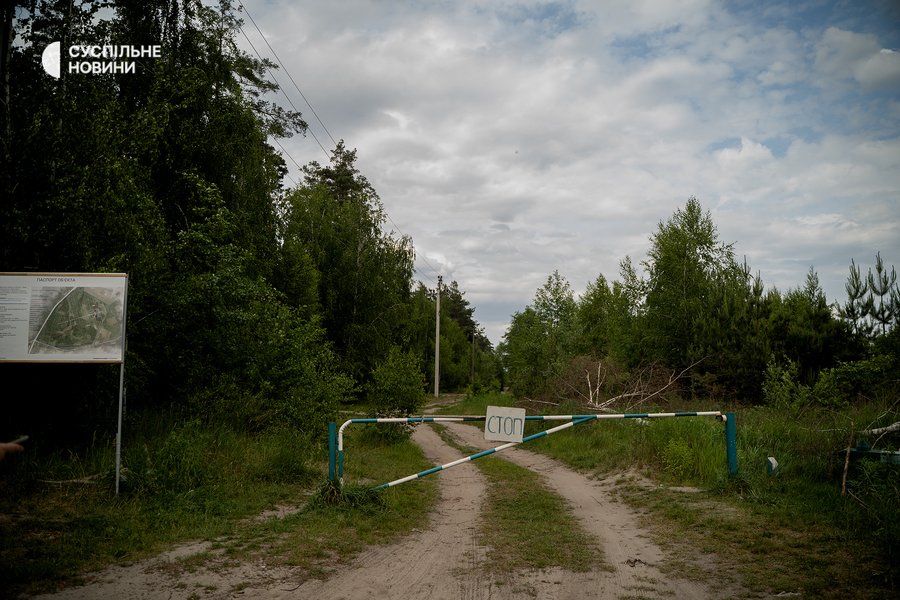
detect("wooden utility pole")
(471, 330), (475, 386)
(434, 275), (441, 397)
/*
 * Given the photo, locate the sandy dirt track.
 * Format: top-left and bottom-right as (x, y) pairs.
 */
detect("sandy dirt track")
(32, 421), (728, 599)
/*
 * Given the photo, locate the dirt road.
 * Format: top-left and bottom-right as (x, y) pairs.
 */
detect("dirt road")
(34, 421), (724, 599)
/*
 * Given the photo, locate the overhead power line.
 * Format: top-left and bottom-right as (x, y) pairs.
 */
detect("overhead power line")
(234, 2), (442, 286)
(236, 23), (330, 160)
(238, 1), (337, 149)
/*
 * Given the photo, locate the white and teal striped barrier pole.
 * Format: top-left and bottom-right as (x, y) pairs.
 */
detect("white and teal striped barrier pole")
(372, 416), (596, 491)
(328, 410), (736, 488)
(332, 416), (486, 485)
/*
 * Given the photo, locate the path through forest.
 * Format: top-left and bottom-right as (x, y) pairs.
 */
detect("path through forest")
(34, 419), (732, 599)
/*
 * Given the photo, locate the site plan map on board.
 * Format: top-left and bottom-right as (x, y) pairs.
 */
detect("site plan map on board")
(27, 286), (124, 357)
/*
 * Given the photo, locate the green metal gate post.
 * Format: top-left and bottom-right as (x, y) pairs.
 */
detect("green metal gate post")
(328, 422), (337, 482)
(726, 412), (737, 476)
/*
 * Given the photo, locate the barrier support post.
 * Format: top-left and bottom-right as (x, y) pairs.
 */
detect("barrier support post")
(726, 412), (737, 476)
(328, 422), (337, 482)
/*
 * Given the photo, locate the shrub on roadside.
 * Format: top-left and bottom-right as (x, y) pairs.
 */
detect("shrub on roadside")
(764, 353), (896, 409)
(366, 346), (426, 442)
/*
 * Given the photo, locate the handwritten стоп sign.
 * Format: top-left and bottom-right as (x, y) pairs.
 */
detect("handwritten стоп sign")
(484, 406), (526, 443)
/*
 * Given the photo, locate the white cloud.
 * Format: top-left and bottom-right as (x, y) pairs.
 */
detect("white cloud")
(244, 1), (900, 343)
(855, 48), (900, 89)
(813, 27), (900, 89)
(714, 138), (774, 165)
(815, 27), (878, 80)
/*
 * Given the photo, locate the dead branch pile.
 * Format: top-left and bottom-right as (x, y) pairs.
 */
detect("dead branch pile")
(550, 355), (699, 412)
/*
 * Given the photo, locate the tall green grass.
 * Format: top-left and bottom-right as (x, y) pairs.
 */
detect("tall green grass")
(0, 411), (437, 597)
(528, 412), (730, 485)
(472, 393), (899, 597)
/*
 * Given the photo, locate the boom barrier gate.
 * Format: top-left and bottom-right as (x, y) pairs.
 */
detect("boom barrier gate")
(328, 411), (737, 489)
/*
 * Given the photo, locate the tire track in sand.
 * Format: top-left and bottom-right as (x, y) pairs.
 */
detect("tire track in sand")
(31, 419), (727, 599)
(292, 421), (719, 599)
(282, 424), (492, 599)
(441, 420), (718, 599)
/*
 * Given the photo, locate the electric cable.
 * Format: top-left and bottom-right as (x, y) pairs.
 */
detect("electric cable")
(235, 2), (443, 286)
(236, 23), (330, 160)
(238, 1), (338, 148)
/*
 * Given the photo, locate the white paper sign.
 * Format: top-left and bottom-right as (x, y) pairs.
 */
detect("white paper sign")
(484, 406), (526, 443)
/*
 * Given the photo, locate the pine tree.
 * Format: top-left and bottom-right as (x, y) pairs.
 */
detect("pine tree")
(841, 259), (871, 337)
(867, 252), (897, 336)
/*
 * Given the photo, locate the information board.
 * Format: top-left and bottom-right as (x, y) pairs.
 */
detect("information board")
(0, 273), (127, 362)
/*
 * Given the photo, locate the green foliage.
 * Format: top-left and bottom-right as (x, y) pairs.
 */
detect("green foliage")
(841, 259), (873, 337)
(867, 252), (898, 336)
(764, 353), (895, 409)
(767, 271), (853, 386)
(661, 438), (694, 479)
(575, 274), (640, 364)
(502, 308), (547, 398)
(502, 271), (578, 399)
(366, 346), (426, 441)
(811, 355), (893, 406)
(282, 144), (415, 385)
(503, 199), (891, 407)
(840, 252), (900, 340)
(4, 0), (501, 458)
(643, 197), (740, 369)
(368, 346), (426, 416)
(398, 280), (499, 394)
(762, 357), (811, 408)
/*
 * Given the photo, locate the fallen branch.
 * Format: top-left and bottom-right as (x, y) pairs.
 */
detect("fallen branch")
(616, 358), (704, 412)
(523, 397), (559, 406)
(859, 421), (900, 436)
(39, 473), (101, 485)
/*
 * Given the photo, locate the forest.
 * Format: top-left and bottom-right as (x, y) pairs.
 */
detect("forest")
(2, 0), (499, 451)
(501, 197), (899, 411)
(2, 3), (899, 595)
(2, 0), (898, 452)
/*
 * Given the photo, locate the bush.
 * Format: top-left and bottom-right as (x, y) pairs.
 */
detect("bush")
(762, 357), (809, 408)
(366, 346), (426, 441)
(765, 353), (897, 409)
(812, 355), (895, 405)
(184, 293), (352, 439)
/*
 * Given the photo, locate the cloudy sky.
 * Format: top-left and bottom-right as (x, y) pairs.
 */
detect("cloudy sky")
(238, 0), (900, 345)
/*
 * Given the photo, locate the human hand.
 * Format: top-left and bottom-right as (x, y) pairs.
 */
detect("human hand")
(0, 436), (27, 461)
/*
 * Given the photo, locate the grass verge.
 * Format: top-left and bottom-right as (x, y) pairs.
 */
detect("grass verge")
(433, 422), (606, 574)
(0, 415), (437, 597)
(479, 394), (899, 598)
(476, 455), (604, 573)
